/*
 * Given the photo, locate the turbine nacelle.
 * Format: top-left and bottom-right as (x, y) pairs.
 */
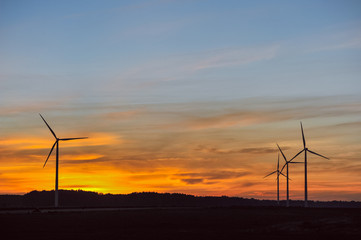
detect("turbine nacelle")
(289, 123), (329, 162)
(40, 113), (88, 168)
(277, 144), (303, 174)
(264, 153), (290, 180)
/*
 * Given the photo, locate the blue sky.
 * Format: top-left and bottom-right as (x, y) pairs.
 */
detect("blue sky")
(1, 1), (361, 200)
(1, 0), (360, 105)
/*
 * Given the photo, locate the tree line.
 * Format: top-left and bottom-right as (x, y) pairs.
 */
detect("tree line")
(0, 190), (360, 208)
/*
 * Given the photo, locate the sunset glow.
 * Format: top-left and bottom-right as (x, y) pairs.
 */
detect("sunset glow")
(0, 0), (360, 201)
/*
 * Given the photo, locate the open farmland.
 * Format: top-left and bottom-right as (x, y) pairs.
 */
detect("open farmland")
(1, 207), (360, 240)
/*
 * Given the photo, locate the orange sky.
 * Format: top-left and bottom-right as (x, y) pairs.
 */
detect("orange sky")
(1, 97), (360, 201)
(1, 1), (361, 202)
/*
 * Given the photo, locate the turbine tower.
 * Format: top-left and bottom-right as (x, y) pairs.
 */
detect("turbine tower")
(278, 144), (302, 207)
(264, 153), (287, 206)
(40, 114), (87, 208)
(290, 122), (329, 208)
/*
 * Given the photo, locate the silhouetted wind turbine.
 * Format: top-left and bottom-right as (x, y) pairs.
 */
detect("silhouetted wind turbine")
(40, 114), (87, 208)
(278, 144), (302, 207)
(264, 153), (287, 206)
(290, 122), (329, 208)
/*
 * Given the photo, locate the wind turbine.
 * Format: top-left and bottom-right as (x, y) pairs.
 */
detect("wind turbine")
(290, 122), (329, 208)
(278, 144), (302, 207)
(264, 153), (288, 206)
(40, 114), (87, 208)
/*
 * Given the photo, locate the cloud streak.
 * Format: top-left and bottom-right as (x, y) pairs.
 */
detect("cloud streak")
(193, 45), (279, 71)
(194, 145), (280, 154)
(175, 170), (250, 185)
(108, 44), (280, 89)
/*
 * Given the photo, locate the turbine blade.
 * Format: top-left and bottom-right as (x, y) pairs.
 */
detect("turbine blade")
(39, 114), (57, 139)
(277, 154), (279, 171)
(60, 137), (88, 141)
(43, 141), (57, 168)
(290, 149), (305, 161)
(308, 149), (329, 159)
(276, 144), (287, 163)
(264, 171), (277, 178)
(290, 161), (303, 164)
(300, 122), (306, 148)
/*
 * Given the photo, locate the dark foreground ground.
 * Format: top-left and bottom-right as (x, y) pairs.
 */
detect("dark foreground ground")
(1, 207), (360, 240)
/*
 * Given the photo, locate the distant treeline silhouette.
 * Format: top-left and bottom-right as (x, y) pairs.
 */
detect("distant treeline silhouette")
(0, 190), (360, 208)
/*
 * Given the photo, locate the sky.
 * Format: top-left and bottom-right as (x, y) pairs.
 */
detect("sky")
(0, 0), (361, 201)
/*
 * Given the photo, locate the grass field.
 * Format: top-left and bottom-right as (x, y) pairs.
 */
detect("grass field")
(1, 207), (360, 240)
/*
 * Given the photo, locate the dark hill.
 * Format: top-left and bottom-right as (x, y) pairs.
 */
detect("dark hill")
(0, 190), (360, 208)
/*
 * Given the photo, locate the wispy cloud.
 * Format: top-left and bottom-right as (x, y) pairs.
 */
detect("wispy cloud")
(193, 45), (279, 70)
(194, 145), (282, 154)
(174, 111), (271, 130)
(318, 34), (361, 51)
(175, 170), (250, 185)
(283, 23), (361, 54)
(150, 96), (361, 131)
(313, 24), (361, 52)
(103, 109), (144, 120)
(108, 44), (280, 89)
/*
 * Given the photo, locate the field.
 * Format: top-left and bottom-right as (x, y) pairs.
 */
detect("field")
(1, 207), (360, 240)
